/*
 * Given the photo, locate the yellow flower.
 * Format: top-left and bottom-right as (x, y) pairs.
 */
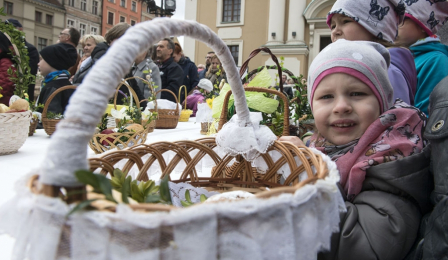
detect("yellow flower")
(206, 97), (214, 109)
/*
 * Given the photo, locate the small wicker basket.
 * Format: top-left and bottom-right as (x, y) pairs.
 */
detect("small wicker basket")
(178, 85), (193, 122)
(150, 89), (179, 129)
(41, 85), (77, 136)
(28, 117), (38, 136)
(0, 110), (32, 155)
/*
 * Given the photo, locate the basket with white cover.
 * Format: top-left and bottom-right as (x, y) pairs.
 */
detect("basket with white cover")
(0, 19), (345, 260)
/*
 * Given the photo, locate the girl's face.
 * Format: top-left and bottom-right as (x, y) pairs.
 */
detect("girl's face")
(211, 58), (221, 70)
(330, 14), (375, 42)
(395, 17), (427, 47)
(312, 73), (380, 145)
(83, 38), (97, 57)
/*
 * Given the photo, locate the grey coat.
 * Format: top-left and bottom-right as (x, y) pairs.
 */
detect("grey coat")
(132, 58), (161, 99)
(319, 145), (432, 260)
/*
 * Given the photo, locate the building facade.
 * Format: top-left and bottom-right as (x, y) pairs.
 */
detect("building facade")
(1, 0), (66, 51)
(185, 0), (335, 81)
(64, 0), (103, 54)
(102, 0), (142, 35)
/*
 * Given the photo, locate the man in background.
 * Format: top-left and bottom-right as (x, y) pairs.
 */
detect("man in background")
(156, 38), (183, 103)
(6, 18), (39, 101)
(198, 51), (215, 80)
(57, 27), (81, 76)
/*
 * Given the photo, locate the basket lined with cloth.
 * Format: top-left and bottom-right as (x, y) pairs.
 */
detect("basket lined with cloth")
(149, 89), (179, 129)
(0, 19), (344, 260)
(41, 85), (77, 136)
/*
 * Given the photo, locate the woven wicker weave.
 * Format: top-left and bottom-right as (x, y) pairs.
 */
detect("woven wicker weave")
(41, 85), (77, 136)
(150, 89), (179, 129)
(28, 117), (38, 136)
(0, 111), (32, 155)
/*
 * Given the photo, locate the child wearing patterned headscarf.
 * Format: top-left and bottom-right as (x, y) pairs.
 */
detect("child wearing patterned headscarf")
(396, 0), (448, 116)
(327, 0), (418, 107)
(280, 40), (431, 260)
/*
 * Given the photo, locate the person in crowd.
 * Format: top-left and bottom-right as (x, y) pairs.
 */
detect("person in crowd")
(198, 51), (215, 80)
(197, 64), (205, 73)
(280, 40), (431, 260)
(173, 42), (199, 95)
(36, 43), (78, 115)
(72, 23), (145, 105)
(130, 45), (161, 99)
(57, 27), (81, 77)
(76, 34), (105, 73)
(395, 1), (448, 116)
(327, 0), (417, 106)
(6, 19), (39, 102)
(204, 54), (227, 87)
(156, 38), (184, 103)
(183, 78), (213, 117)
(0, 31), (16, 105)
(281, 74), (287, 84)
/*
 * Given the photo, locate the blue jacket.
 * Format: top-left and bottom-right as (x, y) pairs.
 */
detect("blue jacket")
(410, 40), (448, 116)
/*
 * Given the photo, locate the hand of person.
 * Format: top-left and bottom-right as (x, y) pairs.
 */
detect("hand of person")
(278, 136), (305, 147)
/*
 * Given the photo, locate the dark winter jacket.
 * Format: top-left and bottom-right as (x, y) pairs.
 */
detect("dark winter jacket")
(37, 74), (74, 115)
(158, 57), (183, 103)
(72, 42), (108, 84)
(421, 76), (448, 260)
(318, 145), (432, 260)
(177, 56), (199, 95)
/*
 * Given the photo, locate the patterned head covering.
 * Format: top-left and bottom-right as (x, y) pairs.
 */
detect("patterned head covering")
(403, 0), (448, 36)
(327, 0), (406, 43)
(308, 39), (394, 114)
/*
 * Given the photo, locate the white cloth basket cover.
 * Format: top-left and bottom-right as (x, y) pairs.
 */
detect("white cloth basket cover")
(0, 18), (345, 259)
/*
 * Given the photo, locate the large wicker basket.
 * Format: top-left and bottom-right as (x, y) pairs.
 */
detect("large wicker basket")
(0, 110), (32, 155)
(150, 89), (179, 129)
(0, 19), (343, 260)
(41, 85), (77, 136)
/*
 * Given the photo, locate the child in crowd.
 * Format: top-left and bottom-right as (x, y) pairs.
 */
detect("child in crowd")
(183, 78), (213, 116)
(37, 43), (78, 115)
(280, 40), (431, 260)
(327, 0), (417, 106)
(395, 1), (448, 116)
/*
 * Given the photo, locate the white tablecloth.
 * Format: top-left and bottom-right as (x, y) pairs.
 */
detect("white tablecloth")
(0, 118), (207, 259)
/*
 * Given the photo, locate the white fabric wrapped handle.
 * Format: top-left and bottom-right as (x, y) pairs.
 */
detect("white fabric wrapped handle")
(39, 18), (251, 187)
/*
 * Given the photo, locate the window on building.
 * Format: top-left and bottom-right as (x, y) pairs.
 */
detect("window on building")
(81, 0), (87, 11)
(131, 1), (137, 12)
(68, 0), (74, 7)
(91, 27), (98, 35)
(120, 0), (126, 7)
(222, 0), (241, 23)
(108, 0), (114, 2)
(79, 23), (86, 37)
(120, 16), (125, 23)
(35, 11), (42, 23)
(46, 14), (53, 25)
(67, 19), (75, 28)
(4, 1), (13, 15)
(131, 20), (136, 26)
(92, 1), (98, 15)
(107, 12), (114, 25)
(37, 37), (47, 51)
(319, 36), (332, 52)
(228, 45), (239, 65)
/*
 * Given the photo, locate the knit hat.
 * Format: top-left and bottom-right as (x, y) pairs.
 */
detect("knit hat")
(327, 0), (406, 43)
(40, 43), (78, 71)
(308, 39), (393, 114)
(404, 0), (448, 36)
(5, 18), (23, 28)
(197, 78), (213, 92)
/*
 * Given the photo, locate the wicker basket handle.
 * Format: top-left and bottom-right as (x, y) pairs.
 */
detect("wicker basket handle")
(178, 85), (187, 109)
(113, 79), (140, 110)
(126, 76), (158, 111)
(239, 47), (284, 93)
(41, 85), (77, 119)
(218, 87), (290, 136)
(154, 89), (180, 115)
